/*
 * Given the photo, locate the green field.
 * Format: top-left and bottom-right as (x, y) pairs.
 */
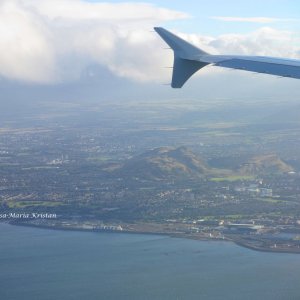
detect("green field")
(210, 175), (255, 182)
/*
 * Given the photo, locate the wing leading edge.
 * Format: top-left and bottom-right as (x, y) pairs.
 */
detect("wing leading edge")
(154, 27), (300, 88)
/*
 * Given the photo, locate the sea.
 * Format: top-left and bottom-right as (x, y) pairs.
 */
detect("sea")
(1, 222), (300, 300)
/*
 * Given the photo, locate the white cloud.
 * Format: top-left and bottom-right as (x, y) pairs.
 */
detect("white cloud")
(0, 1), (56, 83)
(0, 0), (300, 84)
(26, 0), (187, 22)
(206, 27), (300, 57)
(0, 0), (186, 83)
(211, 16), (297, 23)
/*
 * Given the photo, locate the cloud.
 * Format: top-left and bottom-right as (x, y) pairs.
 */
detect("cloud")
(210, 16), (297, 23)
(206, 27), (300, 57)
(0, 0), (300, 85)
(0, 1), (57, 83)
(0, 0), (187, 83)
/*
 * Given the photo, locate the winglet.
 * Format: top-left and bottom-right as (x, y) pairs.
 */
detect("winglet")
(154, 27), (210, 88)
(154, 27), (208, 59)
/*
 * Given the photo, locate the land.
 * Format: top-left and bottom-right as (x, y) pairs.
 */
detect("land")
(1, 97), (300, 253)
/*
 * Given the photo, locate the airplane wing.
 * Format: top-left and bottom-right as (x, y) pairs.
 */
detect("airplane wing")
(154, 27), (300, 88)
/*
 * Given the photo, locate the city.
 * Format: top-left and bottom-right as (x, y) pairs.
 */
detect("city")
(1, 98), (300, 253)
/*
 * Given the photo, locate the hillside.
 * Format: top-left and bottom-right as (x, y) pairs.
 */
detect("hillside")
(105, 148), (294, 181)
(239, 154), (294, 175)
(114, 146), (212, 180)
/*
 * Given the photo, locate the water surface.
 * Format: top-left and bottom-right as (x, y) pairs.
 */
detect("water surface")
(1, 223), (299, 300)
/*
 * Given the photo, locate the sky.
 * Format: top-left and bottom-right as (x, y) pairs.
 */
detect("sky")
(1, 0), (300, 103)
(87, 0), (300, 35)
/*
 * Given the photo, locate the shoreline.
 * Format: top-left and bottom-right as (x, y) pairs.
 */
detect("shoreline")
(6, 221), (300, 255)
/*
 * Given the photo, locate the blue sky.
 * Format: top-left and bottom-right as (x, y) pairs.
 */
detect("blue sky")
(86, 0), (300, 35)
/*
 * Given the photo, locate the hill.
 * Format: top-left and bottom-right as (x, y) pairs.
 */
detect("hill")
(239, 154), (294, 175)
(114, 146), (212, 180)
(104, 148), (294, 181)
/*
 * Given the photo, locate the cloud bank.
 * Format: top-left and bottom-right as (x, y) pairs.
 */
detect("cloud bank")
(0, 0), (187, 83)
(1, 0), (300, 84)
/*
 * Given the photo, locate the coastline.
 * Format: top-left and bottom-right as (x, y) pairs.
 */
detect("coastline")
(6, 220), (300, 255)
